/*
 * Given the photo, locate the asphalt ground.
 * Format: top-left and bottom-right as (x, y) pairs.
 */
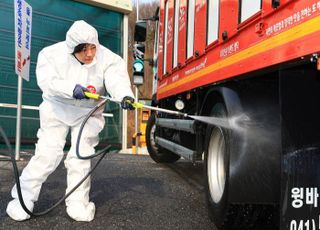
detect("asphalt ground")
(0, 152), (217, 230)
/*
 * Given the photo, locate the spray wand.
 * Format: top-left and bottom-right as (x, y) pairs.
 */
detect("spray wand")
(84, 92), (188, 117)
(84, 92), (240, 129)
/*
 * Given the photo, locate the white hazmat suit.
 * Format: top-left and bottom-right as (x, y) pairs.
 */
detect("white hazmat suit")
(6, 20), (134, 221)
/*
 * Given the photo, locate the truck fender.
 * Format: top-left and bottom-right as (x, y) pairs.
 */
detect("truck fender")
(200, 86), (244, 118)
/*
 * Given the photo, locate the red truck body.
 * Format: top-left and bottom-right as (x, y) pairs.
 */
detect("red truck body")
(157, 0), (320, 99)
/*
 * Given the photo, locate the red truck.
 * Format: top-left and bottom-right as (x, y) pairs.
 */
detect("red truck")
(134, 1), (320, 229)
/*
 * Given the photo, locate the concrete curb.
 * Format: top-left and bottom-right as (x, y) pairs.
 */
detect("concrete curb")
(119, 147), (149, 155)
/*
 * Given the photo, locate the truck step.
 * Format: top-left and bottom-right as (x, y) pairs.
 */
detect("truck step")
(156, 137), (196, 161)
(156, 118), (196, 134)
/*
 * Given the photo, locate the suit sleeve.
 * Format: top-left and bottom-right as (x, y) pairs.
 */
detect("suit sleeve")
(103, 55), (134, 102)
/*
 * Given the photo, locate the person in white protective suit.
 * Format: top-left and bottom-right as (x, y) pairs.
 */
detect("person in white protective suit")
(6, 20), (135, 222)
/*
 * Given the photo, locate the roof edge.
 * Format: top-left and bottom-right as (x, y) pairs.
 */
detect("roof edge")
(75, 0), (132, 14)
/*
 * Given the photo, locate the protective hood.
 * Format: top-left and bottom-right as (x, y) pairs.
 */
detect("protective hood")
(65, 20), (100, 53)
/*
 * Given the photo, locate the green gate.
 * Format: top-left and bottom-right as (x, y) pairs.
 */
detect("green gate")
(0, 0), (125, 149)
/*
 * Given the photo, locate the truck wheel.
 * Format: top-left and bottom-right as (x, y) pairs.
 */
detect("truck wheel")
(146, 113), (180, 163)
(204, 103), (279, 229)
(204, 103), (230, 229)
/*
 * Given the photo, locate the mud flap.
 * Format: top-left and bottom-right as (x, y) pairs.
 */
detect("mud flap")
(280, 65), (320, 229)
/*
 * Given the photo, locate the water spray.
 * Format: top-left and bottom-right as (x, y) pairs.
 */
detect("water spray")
(84, 92), (250, 131)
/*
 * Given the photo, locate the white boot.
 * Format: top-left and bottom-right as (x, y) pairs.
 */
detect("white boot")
(6, 199), (34, 221)
(66, 201), (95, 222)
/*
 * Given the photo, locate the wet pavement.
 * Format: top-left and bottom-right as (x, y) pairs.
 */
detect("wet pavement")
(0, 152), (216, 230)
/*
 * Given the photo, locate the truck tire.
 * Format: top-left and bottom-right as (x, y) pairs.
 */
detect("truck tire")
(146, 113), (180, 163)
(204, 103), (279, 229)
(204, 103), (230, 229)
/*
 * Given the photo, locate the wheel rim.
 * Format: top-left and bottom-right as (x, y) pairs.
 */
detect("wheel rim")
(207, 127), (226, 203)
(150, 123), (158, 151)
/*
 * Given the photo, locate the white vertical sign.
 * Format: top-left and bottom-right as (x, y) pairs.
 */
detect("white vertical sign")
(14, 0), (32, 81)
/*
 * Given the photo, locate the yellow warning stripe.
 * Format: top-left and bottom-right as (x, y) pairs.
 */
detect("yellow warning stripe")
(159, 15), (320, 94)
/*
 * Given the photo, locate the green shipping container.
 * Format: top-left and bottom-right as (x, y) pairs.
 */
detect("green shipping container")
(0, 0), (126, 150)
